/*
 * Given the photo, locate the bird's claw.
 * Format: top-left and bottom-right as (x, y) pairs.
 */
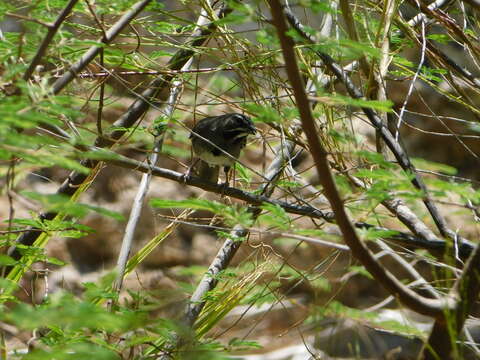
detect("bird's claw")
(220, 180), (229, 197)
(183, 168), (193, 184)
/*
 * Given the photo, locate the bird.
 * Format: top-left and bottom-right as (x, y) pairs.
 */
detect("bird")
(189, 113), (256, 184)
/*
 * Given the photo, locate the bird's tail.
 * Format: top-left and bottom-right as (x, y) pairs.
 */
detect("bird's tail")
(195, 160), (219, 183)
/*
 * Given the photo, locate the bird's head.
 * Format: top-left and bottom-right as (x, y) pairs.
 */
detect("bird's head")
(224, 113), (256, 137)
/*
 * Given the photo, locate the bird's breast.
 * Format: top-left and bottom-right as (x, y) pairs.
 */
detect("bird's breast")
(195, 149), (236, 167)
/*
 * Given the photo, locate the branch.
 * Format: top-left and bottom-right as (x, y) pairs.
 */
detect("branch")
(406, 0), (454, 28)
(376, 240), (441, 300)
(267, 0), (454, 318)
(338, 0), (370, 77)
(112, 85), (181, 292)
(459, 0), (480, 10)
(284, 8), (454, 242)
(422, 244), (480, 359)
(371, 0), (396, 155)
(183, 123), (301, 327)
(99, 152), (475, 259)
(51, 0), (152, 95)
(6, 3), (230, 266)
(23, 0), (80, 81)
(112, 3), (213, 291)
(347, 174), (473, 260)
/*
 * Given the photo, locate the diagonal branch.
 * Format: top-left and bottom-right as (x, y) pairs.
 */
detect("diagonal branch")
(268, 0), (454, 318)
(23, 0), (80, 81)
(51, 0), (152, 95)
(347, 174), (472, 259)
(284, 8), (454, 241)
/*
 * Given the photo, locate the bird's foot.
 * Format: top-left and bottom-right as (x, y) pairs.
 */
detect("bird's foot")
(183, 167), (193, 184)
(220, 180), (229, 197)
(221, 166), (232, 196)
(184, 158), (201, 183)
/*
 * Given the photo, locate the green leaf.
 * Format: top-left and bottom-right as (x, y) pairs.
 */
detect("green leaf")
(210, 75), (239, 93)
(255, 28), (278, 45)
(348, 265), (374, 280)
(46, 257), (66, 266)
(259, 203), (291, 230)
(315, 300), (376, 320)
(311, 276), (331, 291)
(216, 12), (251, 25)
(24, 343), (119, 360)
(9, 218), (43, 228)
(150, 50), (174, 59)
(298, 0), (337, 13)
(20, 192), (124, 220)
(337, 95), (393, 112)
(235, 163), (252, 184)
(358, 227), (400, 241)
(411, 158), (457, 175)
(427, 34), (450, 44)
(228, 338), (262, 351)
(355, 168), (397, 180)
(243, 103), (282, 124)
(276, 179), (302, 188)
(393, 55), (414, 67)
(426, 178), (478, 201)
(150, 198), (222, 212)
(150, 198), (253, 227)
(356, 150), (397, 169)
(83, 204), (124, 222)
(0, 254), (17, 266)
(82, 148), (123, 161)
(161, 144), (190, 158)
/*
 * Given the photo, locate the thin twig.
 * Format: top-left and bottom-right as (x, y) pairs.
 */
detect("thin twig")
(395, 11), (427, 140)
(5, 13), (50, 28)
(51, 0), (152, 95)
(371, 0), (396, 155)
(376, 240), (441, 299)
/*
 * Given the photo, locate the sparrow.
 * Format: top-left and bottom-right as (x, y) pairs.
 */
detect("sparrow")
(189, 113), (256, 183)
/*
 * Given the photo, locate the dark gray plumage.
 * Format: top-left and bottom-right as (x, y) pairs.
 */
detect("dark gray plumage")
(189, 113), (256, 182)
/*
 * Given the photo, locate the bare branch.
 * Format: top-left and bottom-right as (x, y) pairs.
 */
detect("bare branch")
(51, 0), (152, 95)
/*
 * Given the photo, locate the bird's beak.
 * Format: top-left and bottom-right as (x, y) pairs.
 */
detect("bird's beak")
(248, 123), (257, 134)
